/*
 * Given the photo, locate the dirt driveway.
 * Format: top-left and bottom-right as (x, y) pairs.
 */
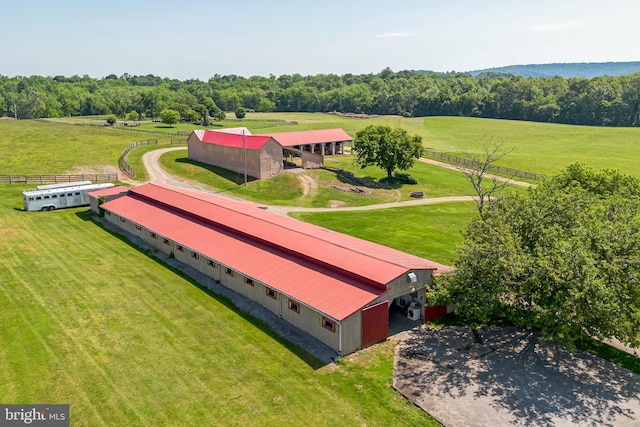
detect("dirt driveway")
(394, 326), (640, 427)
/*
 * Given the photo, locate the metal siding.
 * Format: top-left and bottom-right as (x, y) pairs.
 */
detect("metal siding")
(361, 301), (389, 349)
(340, 313), (362, 355)
(258, 283), (281, 315)
(100, 184), (450, 324)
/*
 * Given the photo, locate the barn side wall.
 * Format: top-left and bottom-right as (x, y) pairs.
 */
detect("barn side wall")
(100, 210), (358, 354)
(187, 136), (282, 179)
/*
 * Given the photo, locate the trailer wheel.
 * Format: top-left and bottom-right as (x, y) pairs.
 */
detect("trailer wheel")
(41, 207), (47, 212)
(49, 206), (56, 211)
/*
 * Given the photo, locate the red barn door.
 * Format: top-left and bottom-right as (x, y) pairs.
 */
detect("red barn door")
(361, 301), (389, 348)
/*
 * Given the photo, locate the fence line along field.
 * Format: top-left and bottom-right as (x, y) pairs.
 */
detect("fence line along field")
(3, 114), (640, 425)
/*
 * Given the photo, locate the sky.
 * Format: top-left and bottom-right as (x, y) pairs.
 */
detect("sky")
(2, 0), (639, 80)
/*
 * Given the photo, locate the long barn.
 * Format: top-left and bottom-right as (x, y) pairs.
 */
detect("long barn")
(92, 183), (450, 355)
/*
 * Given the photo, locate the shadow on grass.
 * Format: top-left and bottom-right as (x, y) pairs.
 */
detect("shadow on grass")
(175, 158), (258, 186)
(76, 210), (327, 370)
(326, 167), (403, 190)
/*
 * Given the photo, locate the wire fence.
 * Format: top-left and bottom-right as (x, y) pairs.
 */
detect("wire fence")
(118, 139), (157, 177)
(0, 173), (118, 184)
(423, 150), (545, 181)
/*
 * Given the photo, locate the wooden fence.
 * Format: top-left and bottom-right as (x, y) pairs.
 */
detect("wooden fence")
(0, 173), (118, 184)
(423, 150), (545, 181)
(119, 139), (157, 177)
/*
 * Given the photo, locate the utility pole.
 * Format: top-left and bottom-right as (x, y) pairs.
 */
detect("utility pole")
(242, 129), (247, 187)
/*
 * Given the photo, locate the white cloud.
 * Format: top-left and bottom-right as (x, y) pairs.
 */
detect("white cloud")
(527, 21), (582, 31)
(374, 32), (419, 38)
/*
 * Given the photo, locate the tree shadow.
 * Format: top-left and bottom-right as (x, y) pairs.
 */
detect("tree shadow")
(326, 167), (403, 190)
(395, 325), (640, 426)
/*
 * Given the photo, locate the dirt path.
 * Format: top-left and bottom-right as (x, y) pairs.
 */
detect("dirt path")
(141, 148), (476, 214)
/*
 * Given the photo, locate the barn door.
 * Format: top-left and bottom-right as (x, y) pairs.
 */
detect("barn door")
(361, 301), (389, 349)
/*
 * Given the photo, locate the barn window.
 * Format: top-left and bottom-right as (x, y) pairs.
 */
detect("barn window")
(266, 287), (277, 299)
(177, 245), (184, 252)
(44, 196), (50, 199)
(52, 195), (57, 198)
(191, 251), (199, 259)
(207, 259), (215, 267)
(36, 197), (41, 200)
(135, 224), (142, 230)
(75, 192), (80, 195)
(288, 300), (300, 313)
(244, 277), (254, 286)
(225, 267), (235, 277)
(322, 317), (336, 333)
(163, 238), (170, 245)
(106, 211), (111, 216)
(120, 217), (126, 222)
(67, 193), (73, 197)
(150, 232), (156, 238)
(60, 194), (65, 198)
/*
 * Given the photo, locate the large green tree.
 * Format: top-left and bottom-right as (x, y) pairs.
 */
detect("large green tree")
(432, 163), (640, 349)
(353, 125), (423, 178)
(160, 109), (180, 127)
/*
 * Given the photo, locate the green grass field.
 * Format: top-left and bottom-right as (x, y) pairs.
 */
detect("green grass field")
(155, 148), (525, 208)
(0, 185), (437, 426)
(2, 115), (638, 425)
(292, 202), (476, 265)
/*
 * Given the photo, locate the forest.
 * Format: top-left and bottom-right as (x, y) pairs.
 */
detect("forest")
(2, 68), (640, 127)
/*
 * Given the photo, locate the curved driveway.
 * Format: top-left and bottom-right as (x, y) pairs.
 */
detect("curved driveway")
(142, 147), (479, 214)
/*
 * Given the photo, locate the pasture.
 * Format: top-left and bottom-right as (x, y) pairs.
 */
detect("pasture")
(39, 113), (640, 178)
(2, 115), (639, 425)
(0, 185), (437, 426)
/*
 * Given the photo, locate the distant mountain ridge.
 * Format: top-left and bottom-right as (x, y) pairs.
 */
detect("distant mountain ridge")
(467, 61), (640, 78)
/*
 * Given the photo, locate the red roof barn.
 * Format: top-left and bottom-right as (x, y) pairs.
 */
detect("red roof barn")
(187, 128), (353, 179)
(95, 183), (449, 355)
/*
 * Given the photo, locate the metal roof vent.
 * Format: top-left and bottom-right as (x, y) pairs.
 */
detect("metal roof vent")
(407, 272), (417, 283)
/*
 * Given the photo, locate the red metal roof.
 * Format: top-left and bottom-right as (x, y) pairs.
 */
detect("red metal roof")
(88, 185), (129, 197)
(193, 130), (272, 150)
(100, 183), (449, 320)
(259, 128), (353, 147)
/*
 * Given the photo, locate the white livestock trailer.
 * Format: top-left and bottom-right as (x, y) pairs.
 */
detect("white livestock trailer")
(22, 181), (115, 211)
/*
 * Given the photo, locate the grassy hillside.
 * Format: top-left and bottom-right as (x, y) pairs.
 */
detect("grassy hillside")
(252, 113), (640, 177)
(10, 115), (640, 180)
(0, 120), (172, 175)
(0, 185), (437, 426)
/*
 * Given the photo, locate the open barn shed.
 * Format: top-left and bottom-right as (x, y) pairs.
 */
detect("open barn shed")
(187, 128), (353, 179)
(91, 183), (451, 355)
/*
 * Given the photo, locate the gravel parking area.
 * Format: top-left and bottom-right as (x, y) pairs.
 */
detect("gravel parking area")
(394, 325), (640, 427)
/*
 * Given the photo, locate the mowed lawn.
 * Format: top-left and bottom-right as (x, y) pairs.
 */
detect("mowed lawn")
(0, 185), (437, 426)
(292, 202), (477, 266)
(0, 120), (172, 175)
(248, 113), (640, 178)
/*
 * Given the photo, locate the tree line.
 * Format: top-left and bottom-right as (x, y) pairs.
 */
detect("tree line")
(2, 69), (640, 127)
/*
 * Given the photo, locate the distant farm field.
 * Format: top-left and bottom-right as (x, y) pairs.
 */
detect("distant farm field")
(25, 113), (640, 179)
(2, 115), (639, 424)
(0, 185), (437, 426)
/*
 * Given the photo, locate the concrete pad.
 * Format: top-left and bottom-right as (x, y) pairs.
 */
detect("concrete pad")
(394, 325), (640, 427)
